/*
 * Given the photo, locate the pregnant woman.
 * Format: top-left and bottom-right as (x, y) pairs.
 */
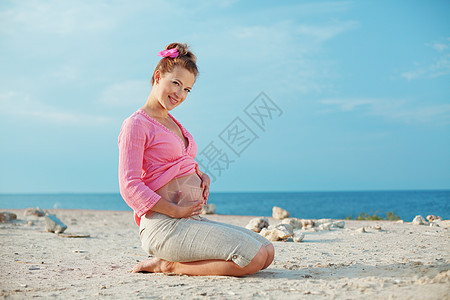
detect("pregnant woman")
(118, 43), (274, 276)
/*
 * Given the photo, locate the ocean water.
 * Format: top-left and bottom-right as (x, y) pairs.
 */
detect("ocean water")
(0, 190), (449, 222)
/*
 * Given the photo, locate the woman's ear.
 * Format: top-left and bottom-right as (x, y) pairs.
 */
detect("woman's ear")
(154, 70), (161, 85)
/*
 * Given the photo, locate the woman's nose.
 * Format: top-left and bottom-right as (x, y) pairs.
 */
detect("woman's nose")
(175, 87), (184, 99)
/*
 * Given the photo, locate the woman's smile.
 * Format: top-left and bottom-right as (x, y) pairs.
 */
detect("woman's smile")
(169, 95), (179, 106)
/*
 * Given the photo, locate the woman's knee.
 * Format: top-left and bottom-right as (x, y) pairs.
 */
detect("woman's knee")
(244, 246), (268, 274)
(262, 244), (275, 269)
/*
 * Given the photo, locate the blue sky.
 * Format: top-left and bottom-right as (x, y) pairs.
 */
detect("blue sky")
(0, 0), (449, 193)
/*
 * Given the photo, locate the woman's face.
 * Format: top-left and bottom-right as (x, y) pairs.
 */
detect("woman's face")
(154, 66), (196, 111)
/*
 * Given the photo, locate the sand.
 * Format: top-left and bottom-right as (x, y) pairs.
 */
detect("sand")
(1, 209), (449, 299)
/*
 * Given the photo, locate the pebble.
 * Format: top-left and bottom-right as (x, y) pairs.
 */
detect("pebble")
(412, 215), (427, 225)
(260, 224), (294, 241)
(272, 206), (290, 220)
(372, 225), (382, 231)
(315, 219), (333, 226)
(293, 231), (305, 242)
(73, 250), (87, 253)
(357, 227), (366, 233)
(318, 223), (332, 231)
(0, 212), (17, 223)
(201, 204), (216, 214)
(426, 215), (442, 222)
(429, 222), (440, 227)
(45, 214), (67, 233)
(24, 207), (45, 217)
(332, 221), (345, 228)
(245, 217), (269, 233)
(300, 219), (315, 228)
(281, 218), (303, 229)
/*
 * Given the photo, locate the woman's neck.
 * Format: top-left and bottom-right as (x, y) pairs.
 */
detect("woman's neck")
(143, 93), (169, 119)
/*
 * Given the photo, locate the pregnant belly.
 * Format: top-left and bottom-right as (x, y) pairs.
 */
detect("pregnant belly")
(155, 173), (203, 204)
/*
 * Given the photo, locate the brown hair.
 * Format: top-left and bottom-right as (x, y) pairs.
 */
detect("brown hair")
(151, 42), (198, 85)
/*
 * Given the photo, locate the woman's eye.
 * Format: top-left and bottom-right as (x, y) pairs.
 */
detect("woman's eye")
(184, 89), (191, 93)
(173, 81), (179, 86)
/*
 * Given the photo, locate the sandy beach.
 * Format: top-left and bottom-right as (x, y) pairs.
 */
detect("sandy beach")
(1, 209), (449, 299)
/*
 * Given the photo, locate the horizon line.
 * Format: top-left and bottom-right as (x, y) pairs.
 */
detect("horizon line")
(1, 188), (449, 195)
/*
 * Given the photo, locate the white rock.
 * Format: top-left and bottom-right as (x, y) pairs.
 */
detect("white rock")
(45, 214), (67, 233)
(318, 223), (332, 231)
(281, 218), (302, 229)
(201, 204), (216, 214)
(332, 221), (345, 228)
(396, 220), (404, 224)
(272, 206), (290, 220)
(259, 228), (279, 241)
(293, 231), (305, 242)
(274, 223), (294, 236)
(412, 215), (427, 225)
(300, 219), (315, 228)
(245, 217), (269, 233)
(356, 227), (366, 233)
(315, 219), (333, 226)
(373, 224), (382, 231)
(24, 207), (45, 217)
(0, 212), (17, 223)
(426, 215), (442, 222)
(260, 224), (293, 241)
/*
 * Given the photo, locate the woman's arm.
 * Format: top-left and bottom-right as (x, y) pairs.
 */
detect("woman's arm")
(119, 118), (203, 219)
(119, 118), (162, 218)
(150, 191), (204, 218)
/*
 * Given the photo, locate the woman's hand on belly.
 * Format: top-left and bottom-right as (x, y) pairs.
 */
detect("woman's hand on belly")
(196, 168), (210, 203)
(154, 173), (205, 218)
(150, 192), (204, 219)
(174, 191), (204, 218)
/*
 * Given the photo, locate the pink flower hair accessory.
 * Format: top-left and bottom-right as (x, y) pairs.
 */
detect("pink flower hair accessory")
(157, 48), (179, 58)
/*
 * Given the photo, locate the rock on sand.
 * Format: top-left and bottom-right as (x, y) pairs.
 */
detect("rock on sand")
(272, 206), (290, 220)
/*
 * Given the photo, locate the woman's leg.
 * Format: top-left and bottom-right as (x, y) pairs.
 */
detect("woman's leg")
(133, 245), (268, 276)
(262, 244), (275, 270)
(200, 217), (275, 269)
(137, 213), (270, 276)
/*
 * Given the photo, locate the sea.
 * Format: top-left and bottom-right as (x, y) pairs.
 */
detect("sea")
(0, 190), (449, 221)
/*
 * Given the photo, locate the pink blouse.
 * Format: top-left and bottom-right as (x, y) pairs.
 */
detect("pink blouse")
(118, 109), (198, 225)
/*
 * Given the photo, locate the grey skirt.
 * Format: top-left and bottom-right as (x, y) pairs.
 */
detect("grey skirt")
(139, 212), (272, 268)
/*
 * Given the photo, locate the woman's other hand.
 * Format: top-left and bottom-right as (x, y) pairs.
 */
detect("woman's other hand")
(175, 191), (204, 218)
(196, 169), (210, 203)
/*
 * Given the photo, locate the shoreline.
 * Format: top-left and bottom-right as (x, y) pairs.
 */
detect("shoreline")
(1, 209), (449, 299)
(1, 190), (449, 222)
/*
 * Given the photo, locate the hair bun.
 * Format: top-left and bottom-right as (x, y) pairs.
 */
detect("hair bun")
(151, 42), (199, 85)
(166, 42), (196, 63)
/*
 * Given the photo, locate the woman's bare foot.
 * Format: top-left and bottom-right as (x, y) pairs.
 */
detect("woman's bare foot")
(131, 257), (173, 273)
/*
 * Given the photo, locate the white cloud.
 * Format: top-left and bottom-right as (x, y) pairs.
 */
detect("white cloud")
(0, 0), (118, 35)
(320, 99), (374, 111)
(233, 19), (358, 46)
(99, 80), (150, 107)
(44, 62), (83, 83)
(0, 0), (168, 36)
(401, 39), (450, 80)
(320, 98), (450, 125)
(0, 91), (111, 125)
(294, 21), (359, 43)
(428, 42), (448, 52)
(205, 19), (358, 96)
(293, 1), (354, 15)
